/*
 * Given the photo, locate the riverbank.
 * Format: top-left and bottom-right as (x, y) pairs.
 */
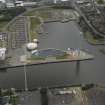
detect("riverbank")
(0, 49), (94, 70)
(78, 19), (105, 45)
(84, 31), (105, 45)
(99, 49), (105, 54)
(1, 84), (105, 105)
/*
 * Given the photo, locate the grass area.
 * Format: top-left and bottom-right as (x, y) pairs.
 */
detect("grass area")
(97, 0), (104, 4)
(36, 10), (50, 21)
(30, 17), (41, 30)
(30, 17), (41, 40)
(0, 40), (7, 48)
(56, 53), (69, 59)
(30, 30), (37, 41)
(0, 41), (3, 47)
(24, 7), (51, 16)
(0, 21), (9, 31)
(24, 10), (37, 16)
(29, 54), (69, 61)
(29, 55), (45, 60)
(29, 52), (69, 61)
(84, 31), (105, 45)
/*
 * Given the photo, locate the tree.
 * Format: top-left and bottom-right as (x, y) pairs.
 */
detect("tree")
(97, 0), (104, 4)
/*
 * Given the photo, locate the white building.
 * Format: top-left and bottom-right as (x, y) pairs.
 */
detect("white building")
(22, 2), (37, 7)
(53, 0), (69, 4)
(6, 3), (15, 7)
(0, 1), (6, 9)
(26, 43), (38, 50)
(15, 1), (23, 6)
(5, 0), (15, 8)
(15, 1), (37, 7)
(0, 48), (6, 60)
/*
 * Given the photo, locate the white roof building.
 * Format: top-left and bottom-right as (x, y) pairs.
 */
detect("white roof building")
(22, 2), (37, 7)
(15, 1), (37, 7)
(33, 39), (39, 43)
(15, 1), (23, 6)
(0, 48), (6, 60)
(26, 43), (38, 50)
(6, 2), (15, 7)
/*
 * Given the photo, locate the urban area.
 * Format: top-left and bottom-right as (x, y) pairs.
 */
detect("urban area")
(0, 0), (105, 105)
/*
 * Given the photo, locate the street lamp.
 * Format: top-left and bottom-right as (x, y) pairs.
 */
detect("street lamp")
(20, 55), (28, 91)
(24, 63), (28, 91)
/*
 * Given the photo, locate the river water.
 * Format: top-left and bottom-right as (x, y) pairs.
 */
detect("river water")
(0, 21), (105, 90)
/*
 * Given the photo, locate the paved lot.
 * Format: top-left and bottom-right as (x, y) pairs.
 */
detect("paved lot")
(18, 91), (41, 105)
(8, 16), (28, 49)
(84, 86), (105, 105)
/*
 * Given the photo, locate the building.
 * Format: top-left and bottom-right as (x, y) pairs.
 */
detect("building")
(13, 1), (37, 7)
(26, 43), (38, 50)
(22, 1), (37, 7)
(6, 2), (15, 7)
(0, 1), (6, 9)
(15, 0), (23, 6)
(0, 48), (6, 60)
(53, 0), (72, 7)
(5, 0), (15, 7)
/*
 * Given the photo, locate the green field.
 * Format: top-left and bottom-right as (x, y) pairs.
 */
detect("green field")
(97, 0), (105, 4)
(56, 53), (69, 59)
(0, 21), (9, 31)
(36, 10), (50, 21)
(0, 39), (7, 48)
(84, 31), (105, 45)
(24, 10), (37, 16)
(29, 55), (45, 60)
(30, 17), (41, 40)
(30, 17), (41, 30)
(24, 10), (50, 21)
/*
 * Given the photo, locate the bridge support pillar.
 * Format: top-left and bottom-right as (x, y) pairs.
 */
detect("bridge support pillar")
(40, 88), (48, 105)
(76, 61), (80, 74)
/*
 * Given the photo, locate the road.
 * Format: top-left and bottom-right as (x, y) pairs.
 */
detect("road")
(73, 1), (105, 37)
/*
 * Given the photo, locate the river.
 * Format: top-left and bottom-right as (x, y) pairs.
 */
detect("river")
(0, 21), (105, 90)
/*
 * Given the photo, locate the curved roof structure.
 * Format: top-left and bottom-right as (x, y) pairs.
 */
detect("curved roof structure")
(32, 48), (66, 58)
